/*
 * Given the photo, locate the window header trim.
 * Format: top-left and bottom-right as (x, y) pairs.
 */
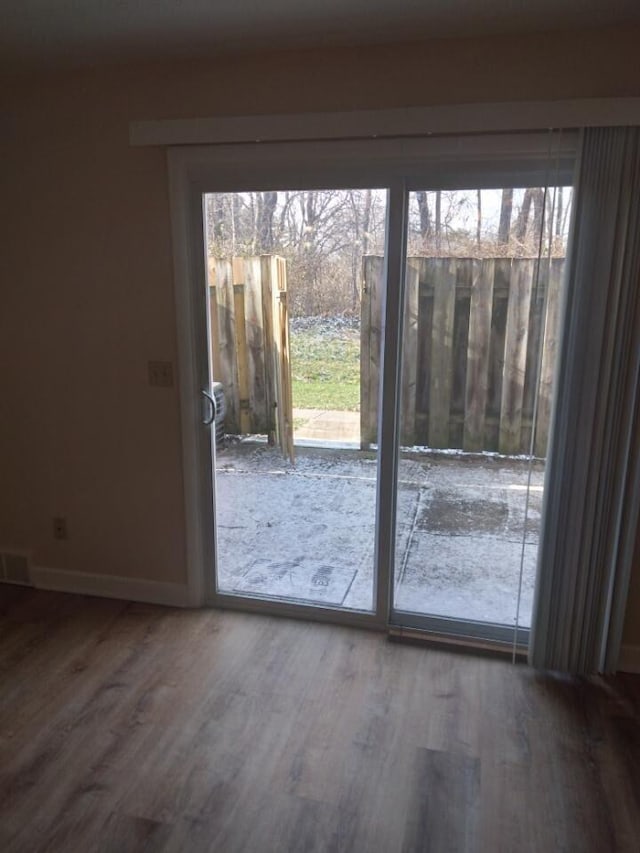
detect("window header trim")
(131, 98), (640, 148)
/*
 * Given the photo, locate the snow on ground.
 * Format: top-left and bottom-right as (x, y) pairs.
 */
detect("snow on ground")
(214, 442), (544, 628)
(290, 314), (359, 335)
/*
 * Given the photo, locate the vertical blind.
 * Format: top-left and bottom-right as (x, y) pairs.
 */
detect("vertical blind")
(530, 127), (640, 674)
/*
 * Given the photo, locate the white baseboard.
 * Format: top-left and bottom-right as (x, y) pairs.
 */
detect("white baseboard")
(618, 644), (640, 674)
(31, 566), (191, 608)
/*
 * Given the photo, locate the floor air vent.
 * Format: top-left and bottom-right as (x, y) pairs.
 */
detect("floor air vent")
(1, 551), (32, 586)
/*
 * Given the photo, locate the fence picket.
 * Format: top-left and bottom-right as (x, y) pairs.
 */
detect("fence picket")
(449, 260), (472, 448)
(499, 259), (534, 454)
(464, 259), (495, 451)
(534, 258), (563, 457)
(401, 259), (419, 445)
(428, 258), (457, 448)
(232, 260), (251, 435)
(208, 265), (221, 383)
(415, 262), (434, 445)
(485, 259), (510, 451)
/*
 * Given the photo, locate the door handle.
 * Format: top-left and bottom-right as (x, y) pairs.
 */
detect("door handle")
(202, 389), (217, 426)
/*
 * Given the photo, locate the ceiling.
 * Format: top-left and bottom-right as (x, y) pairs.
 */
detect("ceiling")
(2, 0), (640, 67)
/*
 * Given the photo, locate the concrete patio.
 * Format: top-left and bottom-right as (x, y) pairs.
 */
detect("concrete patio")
(214, 441), (543, 628)
(293, 407), (360, 446)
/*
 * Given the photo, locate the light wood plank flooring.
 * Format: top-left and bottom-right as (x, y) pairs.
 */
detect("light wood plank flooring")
(0, 587), (639, 852)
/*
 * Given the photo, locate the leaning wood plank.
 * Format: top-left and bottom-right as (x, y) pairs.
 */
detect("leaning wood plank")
(244, 257), (268, 434)
(401, 259), (419, 446)
(534, 257), (564, 458)
(232, 259), (251, 435)
(367, 256), (385, 447)
(499, 259), (534, 454)
(260, 255), (277, 444)
(360, 256), (383, 447)
(215, 259), (239, 433)
(428, 258), (457, 448)
(271, 261), (285, 454)
(464, 259), (494, 451)
(277, 257), (295, 462)
(360, 257), (372, 447)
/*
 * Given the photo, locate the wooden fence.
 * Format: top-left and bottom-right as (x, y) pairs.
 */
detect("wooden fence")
(361, 256), (565, 456)
(208, 255), (294, 460)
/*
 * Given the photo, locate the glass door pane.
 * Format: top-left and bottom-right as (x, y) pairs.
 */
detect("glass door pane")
(205, 188), (388, 614)
(392, 185), (572, 640)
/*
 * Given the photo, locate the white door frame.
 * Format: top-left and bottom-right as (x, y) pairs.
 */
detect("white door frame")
(167, 132), (578, 630)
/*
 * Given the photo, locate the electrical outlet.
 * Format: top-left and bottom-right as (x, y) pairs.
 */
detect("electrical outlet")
(53, 517), (68, 540)
(148, 360), (174, 388)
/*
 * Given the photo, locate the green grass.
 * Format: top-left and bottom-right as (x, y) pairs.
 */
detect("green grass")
(290, 329), (360, 411)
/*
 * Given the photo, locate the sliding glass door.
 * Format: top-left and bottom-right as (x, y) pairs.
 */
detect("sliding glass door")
(169, 131), (577, 642)
(205, 186), (388, 617)
(390, 181), (573, 645)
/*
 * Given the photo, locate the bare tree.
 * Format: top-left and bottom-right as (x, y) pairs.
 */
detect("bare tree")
(556, 187), (564, 240)
(435, 190), (442, 252)
(415, 191), (432, 242)
(498, 188), (513, 245)
(206, 185), (571, 317)
(256, 191), (278, 252)
(348, 189), (373, 311)
(531, 188), (545, 245)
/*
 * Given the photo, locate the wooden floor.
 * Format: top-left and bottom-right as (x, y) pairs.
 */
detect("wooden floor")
(0, 588), (639, 852)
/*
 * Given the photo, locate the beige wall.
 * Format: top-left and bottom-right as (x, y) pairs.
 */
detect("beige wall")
(1, 26), (639, 636)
